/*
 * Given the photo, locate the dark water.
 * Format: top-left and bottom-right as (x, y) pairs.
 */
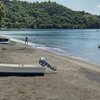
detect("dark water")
(0, 29), (100, 65)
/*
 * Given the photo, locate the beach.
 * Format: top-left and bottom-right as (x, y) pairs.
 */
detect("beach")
(0, 40), (100, 100)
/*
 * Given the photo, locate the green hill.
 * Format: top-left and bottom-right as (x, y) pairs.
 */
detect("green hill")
(1, 0), (100, 29)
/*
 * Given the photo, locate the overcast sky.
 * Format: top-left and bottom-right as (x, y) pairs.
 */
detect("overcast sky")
(20, 0), (100, 15)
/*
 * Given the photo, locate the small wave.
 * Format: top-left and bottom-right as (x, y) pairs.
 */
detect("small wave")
(11, 38), (45, 48)
(51, 48), (65, 52)
(10, 38), (68, 56)
(37, 46), (68, 56)
(69, 55), (89, 62)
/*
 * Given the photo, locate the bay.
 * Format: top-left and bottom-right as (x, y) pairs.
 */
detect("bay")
(0, 29), (100, 65)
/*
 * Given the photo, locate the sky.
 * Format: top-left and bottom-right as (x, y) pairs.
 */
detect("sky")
(20, 0), (100, 15)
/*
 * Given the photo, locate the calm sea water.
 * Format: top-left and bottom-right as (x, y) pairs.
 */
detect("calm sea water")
(0, 29), (100, 65)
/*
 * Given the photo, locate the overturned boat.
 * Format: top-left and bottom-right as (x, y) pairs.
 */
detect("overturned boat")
(0, 36), (9, 43)
(0, 64), (45, 76)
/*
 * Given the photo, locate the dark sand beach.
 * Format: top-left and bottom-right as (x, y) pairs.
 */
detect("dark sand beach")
(0, 40), (99, 100)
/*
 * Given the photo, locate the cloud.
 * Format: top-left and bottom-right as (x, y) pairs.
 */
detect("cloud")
(96, 5), (100, 8)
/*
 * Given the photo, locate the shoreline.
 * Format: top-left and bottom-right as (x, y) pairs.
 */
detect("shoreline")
(10, 37), (100, 67)
(0, 38), (100, 99)
(0, 35), (99, 69)
(0, 29), (100, 66)
(0, 34), (99, 70)
(8, 38), (100, 71)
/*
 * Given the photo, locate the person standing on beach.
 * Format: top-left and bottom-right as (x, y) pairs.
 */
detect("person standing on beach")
(25, 36), (28, 44)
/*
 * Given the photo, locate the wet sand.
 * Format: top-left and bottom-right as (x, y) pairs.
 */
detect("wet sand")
(0, 40), (100, 100)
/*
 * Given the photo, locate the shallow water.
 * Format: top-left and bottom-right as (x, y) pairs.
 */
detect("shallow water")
(0, 29), (100, 65)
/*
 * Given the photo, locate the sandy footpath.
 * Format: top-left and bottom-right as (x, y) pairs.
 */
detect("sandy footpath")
(0, 40), (99, 100)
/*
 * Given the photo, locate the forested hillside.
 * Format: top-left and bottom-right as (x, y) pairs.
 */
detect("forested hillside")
(0, 1), (5, 27)
(1, 0), (100, 29)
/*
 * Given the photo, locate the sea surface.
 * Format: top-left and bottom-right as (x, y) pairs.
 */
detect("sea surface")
(0, 29), (100, 65)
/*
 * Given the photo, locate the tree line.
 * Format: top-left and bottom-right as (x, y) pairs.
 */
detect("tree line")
(0, 0), (100, 29)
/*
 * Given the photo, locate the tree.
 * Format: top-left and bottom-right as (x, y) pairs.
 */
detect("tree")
(2, 0), (100, 29)
(0, 1), (5, 27)
(1, 0), (10, 4)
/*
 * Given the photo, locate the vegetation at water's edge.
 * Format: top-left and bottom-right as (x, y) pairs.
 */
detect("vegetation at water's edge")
(1, 0), (100, 29)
